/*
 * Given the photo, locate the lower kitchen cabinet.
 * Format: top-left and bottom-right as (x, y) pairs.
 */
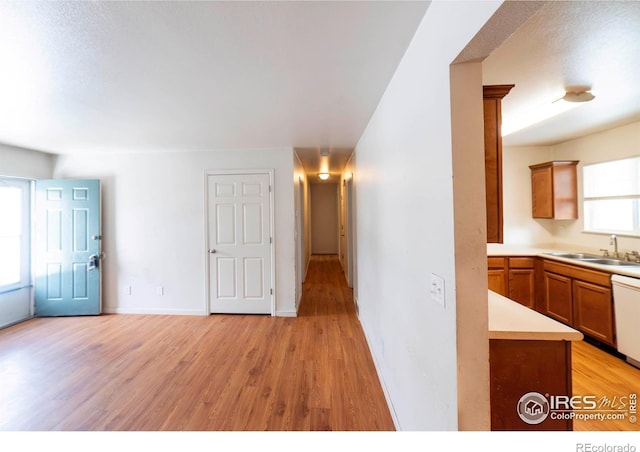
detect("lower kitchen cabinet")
(488, 257), (507, 296)
(543, 271), (573, 325)
(573, 279), (614, 345)
(488, 256), (617, 346)
(542, 259), (616, 347)
(508, 258), (536, 309)
(488, 256), (535, 308)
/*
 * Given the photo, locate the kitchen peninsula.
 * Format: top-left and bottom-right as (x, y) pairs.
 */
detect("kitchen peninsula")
(488, 289), (583, 431)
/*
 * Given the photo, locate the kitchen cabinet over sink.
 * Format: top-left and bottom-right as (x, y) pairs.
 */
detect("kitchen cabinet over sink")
(529, 160), (579, 219)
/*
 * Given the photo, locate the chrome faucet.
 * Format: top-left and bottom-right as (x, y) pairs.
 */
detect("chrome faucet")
(610, 234), (619, 258)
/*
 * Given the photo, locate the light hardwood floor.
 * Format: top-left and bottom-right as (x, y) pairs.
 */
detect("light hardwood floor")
(0, 255), (395, 431)
(1, 255), (638, 431)
(572, 339), (640, 431)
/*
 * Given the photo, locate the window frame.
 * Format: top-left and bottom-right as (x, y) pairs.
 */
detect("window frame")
(582, 157), (640, 237)
(0, 177), (31, 294)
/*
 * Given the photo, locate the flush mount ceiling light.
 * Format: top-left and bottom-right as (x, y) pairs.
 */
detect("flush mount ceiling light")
(318, 173), (330, 180)
(562, 90), (595, 103)
(502, 89), (595, 136)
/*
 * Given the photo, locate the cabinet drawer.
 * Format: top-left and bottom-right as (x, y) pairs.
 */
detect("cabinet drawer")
(509, 257), (535, 268)
(543, 259), (611, 287)
(488, 257), (506, 269)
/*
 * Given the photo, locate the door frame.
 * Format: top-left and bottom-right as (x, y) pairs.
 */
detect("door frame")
(203, 169), (276, 316)
(345, 177), (355, 289)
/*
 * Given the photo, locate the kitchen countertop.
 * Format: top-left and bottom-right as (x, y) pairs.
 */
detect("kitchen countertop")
(487, 243), (640, 278)
(488, 290), (583, 341)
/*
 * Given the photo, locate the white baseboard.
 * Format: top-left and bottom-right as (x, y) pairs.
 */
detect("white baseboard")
(358, 303), (401, 431)
(275, 309), (297, 317)
(103, 306), (206, 316)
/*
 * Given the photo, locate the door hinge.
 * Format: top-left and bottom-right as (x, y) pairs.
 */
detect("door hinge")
(270, 237), (273, 244)
(270, 288), (273, 295)
(269, 185), (272, 192)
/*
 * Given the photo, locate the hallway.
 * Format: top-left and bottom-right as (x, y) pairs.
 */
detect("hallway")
(0, 255), (394, 431)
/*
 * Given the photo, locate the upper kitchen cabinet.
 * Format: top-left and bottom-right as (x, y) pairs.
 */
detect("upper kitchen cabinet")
(529, 161), (579, 219)
(483, 85), (514, 243)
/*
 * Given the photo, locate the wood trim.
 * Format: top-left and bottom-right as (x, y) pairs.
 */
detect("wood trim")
(528, 160), (580, 171)
(483, 84), (515, 99)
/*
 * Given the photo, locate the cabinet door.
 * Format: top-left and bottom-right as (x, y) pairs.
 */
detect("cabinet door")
(509, 269), (535, 309)
(531, 166), (554, 218)
(483, 85), (513, 243)
(573, 280), (615, 346)
(530, 161), (578, 220)
(488, 269), (507, 296)
(484, 97), (502, 243)
(544, 271), (573, 324)
(553, 164), (578, 220)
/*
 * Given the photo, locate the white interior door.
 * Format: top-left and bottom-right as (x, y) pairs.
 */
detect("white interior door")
(207, 172), (273, 314)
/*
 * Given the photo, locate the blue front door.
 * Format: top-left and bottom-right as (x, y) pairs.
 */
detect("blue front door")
(34, 180), (101, 316)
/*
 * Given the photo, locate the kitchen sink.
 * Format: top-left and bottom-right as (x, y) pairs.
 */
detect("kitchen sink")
(546, 252), (640, 267)
(584, 258), (640, 267)
(549, 252), (601, 259)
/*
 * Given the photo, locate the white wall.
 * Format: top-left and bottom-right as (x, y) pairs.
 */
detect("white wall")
(310, 183), (339, 254)
(353, 1), (502, 430)
(0, 144), (54, 179)
(502, 145), (555, 245)
(503, 120), (640, 252)
(53, 148), (297, 317)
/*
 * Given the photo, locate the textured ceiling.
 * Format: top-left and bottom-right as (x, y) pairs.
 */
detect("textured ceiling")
(483, 1), (640, 147)
(0, 0), (430, 169)
(7, 1), (633, 173)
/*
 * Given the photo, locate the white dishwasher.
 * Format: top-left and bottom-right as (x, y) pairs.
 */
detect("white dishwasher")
(612, 274), (640, 368)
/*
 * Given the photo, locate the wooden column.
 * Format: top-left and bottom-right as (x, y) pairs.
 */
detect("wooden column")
(483, 84), (514, 243)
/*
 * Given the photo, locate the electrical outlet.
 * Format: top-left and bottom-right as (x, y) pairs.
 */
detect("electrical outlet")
(430, 273), (445, 307)
(157, 286), (164, 296)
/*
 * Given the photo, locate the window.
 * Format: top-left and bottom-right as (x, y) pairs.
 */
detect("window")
(0, 178), (30, 291)
(583, 157), (640, 236)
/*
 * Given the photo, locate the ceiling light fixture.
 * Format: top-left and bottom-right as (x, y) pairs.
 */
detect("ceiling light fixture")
(562, 91), (595, 103)
(318, 173), (330, 180)
(501, 89), (595, 137)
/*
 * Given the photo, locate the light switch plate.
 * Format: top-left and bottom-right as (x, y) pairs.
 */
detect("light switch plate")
(430, 273), (445, 307)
